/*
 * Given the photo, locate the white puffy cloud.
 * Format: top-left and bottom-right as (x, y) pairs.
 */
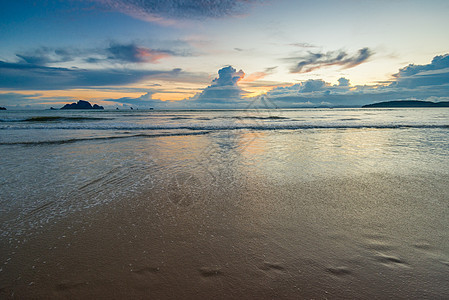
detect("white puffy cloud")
(184, 66), (247, 107)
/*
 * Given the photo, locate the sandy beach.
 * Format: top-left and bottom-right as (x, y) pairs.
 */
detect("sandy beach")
(2, 170), (449, 298)
(1, 110), (449, 298)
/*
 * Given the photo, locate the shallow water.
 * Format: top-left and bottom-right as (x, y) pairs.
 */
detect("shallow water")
(1, 108), (449, 298)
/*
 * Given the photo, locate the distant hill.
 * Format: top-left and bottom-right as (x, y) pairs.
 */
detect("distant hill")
(363, 100), (449, 108)
(61, 100), (104, 110)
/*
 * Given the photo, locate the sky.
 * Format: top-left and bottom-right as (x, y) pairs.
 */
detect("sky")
(1, 0), (449, 109)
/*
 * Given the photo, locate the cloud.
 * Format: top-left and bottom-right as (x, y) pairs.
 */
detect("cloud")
(0, 93), (42, 106)
(106, 43), (173, 63)
(300, 79), (328, 92)
(265, 54), (449, 107)
(241, 66), (277, 83)
(183, 66), (247, 107)
(0, 41), (203, 90)
(0, 60), (183, 90)
(289, 42), (317, 49)
(288, 47), (373, 73)
(15, 47), (79, 65)
(338, 77), (350, 87)
(3, 51), (449, 109)
(103, 90), (169, 108)
(391, 53), (449, 88)
(94, 0), (262, 24)
(242, 72), (268, 82)
(13, 42), (189, 67)
(212, 65), (245, 86)
(109, 66), (248, 109)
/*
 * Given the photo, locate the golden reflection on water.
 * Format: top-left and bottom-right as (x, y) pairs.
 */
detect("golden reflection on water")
(102, 127), (449, 195)
(239, 131), (267, 156)
(2, 124), (449, 298)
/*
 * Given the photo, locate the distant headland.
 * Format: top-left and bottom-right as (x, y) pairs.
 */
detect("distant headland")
(61, 100), (104, 110)
(363, 100), (449, 108)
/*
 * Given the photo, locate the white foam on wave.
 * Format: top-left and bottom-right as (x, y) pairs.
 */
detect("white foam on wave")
(1, 122), (449, 131)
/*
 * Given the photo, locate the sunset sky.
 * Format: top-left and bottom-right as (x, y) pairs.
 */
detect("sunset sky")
(1, 0), (449, 108)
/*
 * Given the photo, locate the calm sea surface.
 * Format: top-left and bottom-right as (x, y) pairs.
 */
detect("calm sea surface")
(1, 107), (449, 298)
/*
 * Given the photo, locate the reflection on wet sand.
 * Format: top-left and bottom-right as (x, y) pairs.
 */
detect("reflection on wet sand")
(1, 128), (449, 298)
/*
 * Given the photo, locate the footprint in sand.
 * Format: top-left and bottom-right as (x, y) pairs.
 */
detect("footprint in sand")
(375, 253), (408, 267)
(413, 242), (433, 251)
(167, 172), (203, 207)
(259, 262), (285, 273)
(199, 267), (222, 277)
(440, 260), (449, 267)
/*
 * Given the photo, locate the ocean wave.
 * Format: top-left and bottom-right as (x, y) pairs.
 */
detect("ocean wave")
(1, 123), (449, 131)
(0, 131), (211, 146)
(169, 116), (288, 121)
(339, 118), (362, 121)
(218, 116), (289, 120)
(0, 116), (109, 122)
(170, 117), (192, 120)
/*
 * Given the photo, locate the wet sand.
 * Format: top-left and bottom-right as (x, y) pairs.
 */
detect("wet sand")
(2, 172), (449, 299)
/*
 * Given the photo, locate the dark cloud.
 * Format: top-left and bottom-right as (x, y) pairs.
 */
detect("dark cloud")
(391, 53), (449, 88)
(300, 79), (327, 93)
(288, 47), (373, 73)
(0, 60), (183, 90)
(15, 47), (78, 65)
(106, 43), (174, 63)
(95, 0), (262, 22)
(338, 77), (350, 87)
(16, 54), (51, 65)
(0, 41), (200, 90)
(13, 42), (189, 67)
(212, 66), (245, 86)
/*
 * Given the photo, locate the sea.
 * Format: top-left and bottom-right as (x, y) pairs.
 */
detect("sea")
(1, 106), (449, 298)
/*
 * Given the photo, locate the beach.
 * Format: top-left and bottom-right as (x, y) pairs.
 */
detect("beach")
(1, 108), (449, 298)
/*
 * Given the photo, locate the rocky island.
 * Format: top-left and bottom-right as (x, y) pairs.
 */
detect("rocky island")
(61, 100), (104, 110)
(363, 100), (449, 108)
(0, 107), (6, 110)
